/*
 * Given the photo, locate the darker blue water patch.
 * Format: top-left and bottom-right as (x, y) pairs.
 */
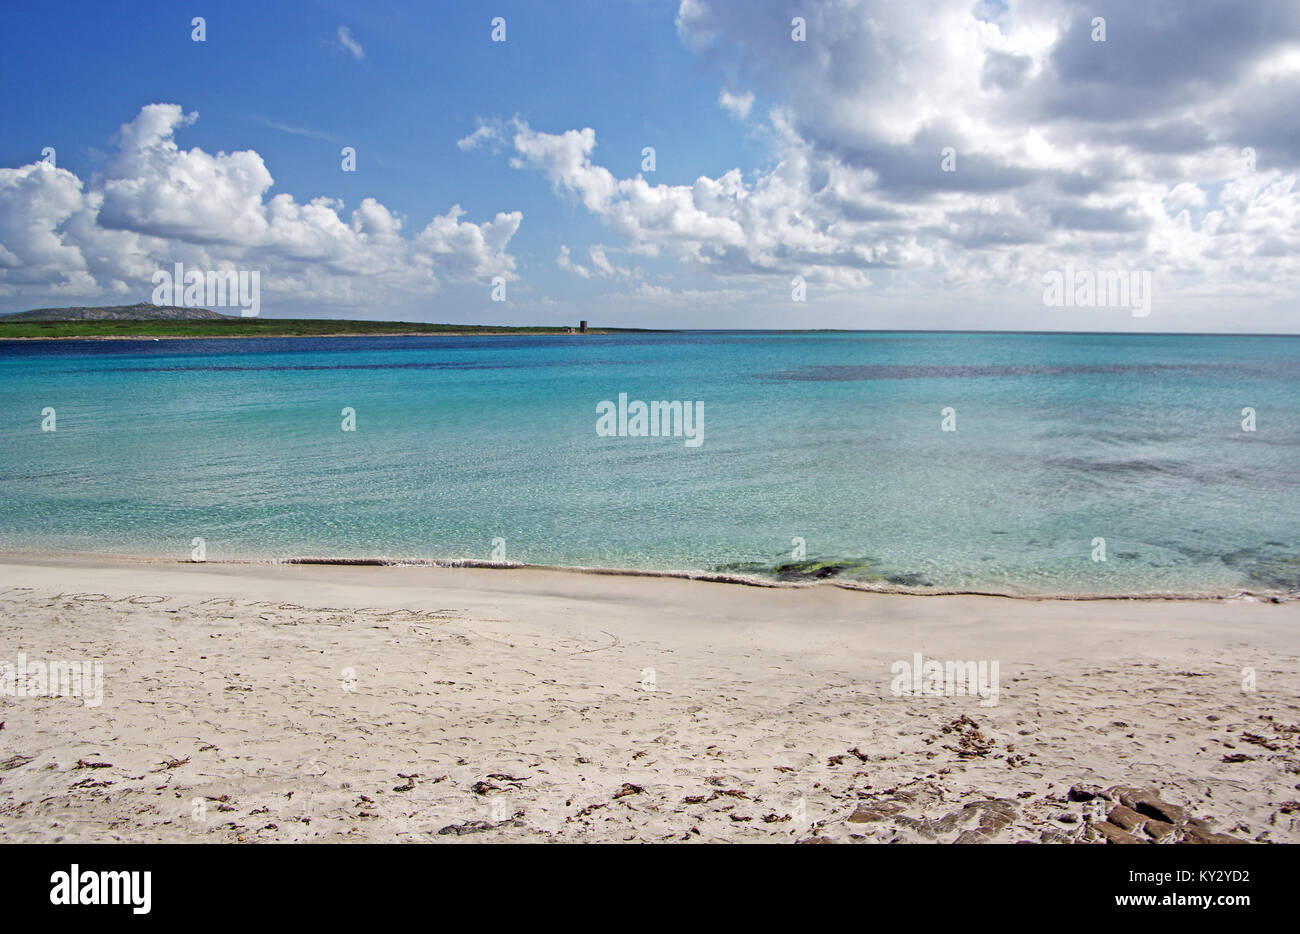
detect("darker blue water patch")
(111, 361), (541, 373)
(1044, 457), (1194, 478)
(0, 333), (666, 360)
(760, 363), (1242, 381)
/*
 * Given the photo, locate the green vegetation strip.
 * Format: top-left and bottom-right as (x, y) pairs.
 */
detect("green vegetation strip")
(0, 319), (645, 339)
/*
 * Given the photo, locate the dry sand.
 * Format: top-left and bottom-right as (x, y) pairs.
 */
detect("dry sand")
(0, 555), (1297, 843)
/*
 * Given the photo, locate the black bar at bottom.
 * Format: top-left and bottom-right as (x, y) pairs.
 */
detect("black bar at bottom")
(4, 842), (1276, 920)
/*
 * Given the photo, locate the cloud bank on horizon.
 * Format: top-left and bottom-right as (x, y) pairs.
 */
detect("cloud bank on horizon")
(1, 0), (1297, 331)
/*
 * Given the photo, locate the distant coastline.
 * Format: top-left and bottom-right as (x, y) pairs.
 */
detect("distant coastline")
(0, 326), (647, 341)
(2, 305), (1297, 339)
(0, 304), (654, 340)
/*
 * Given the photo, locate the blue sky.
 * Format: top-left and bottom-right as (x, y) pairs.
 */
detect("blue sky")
(2, 1), (1298, 331)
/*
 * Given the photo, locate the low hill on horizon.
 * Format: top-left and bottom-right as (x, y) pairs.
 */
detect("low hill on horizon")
(0, 304), (646, 339)
(3, 302), (232, 321)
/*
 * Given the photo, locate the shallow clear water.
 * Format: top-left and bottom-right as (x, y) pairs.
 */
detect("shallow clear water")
(0, 331), (1296, 595)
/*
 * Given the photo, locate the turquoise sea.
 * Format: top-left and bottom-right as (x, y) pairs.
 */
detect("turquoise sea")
(0, 331), (1296, 597)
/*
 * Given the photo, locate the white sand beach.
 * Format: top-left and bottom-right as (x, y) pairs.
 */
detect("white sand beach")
(0, 555), (1296, 843)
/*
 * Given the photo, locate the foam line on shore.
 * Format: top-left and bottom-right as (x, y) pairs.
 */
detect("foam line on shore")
(0, 548), (1289, 602)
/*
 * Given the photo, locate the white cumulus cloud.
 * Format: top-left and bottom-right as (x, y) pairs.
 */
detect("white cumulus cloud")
(460, 0), (1300, 324)
(719, 90), (754, 119)
(0, 104), (520, 309)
